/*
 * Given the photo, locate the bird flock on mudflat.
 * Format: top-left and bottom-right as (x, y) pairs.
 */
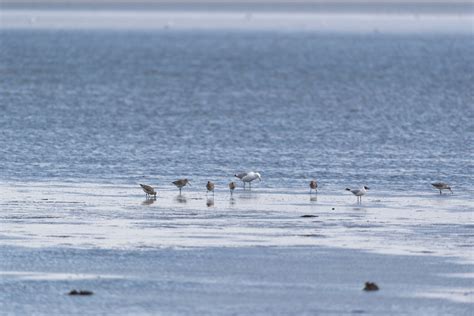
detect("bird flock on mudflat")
(139, 171), (453, 203)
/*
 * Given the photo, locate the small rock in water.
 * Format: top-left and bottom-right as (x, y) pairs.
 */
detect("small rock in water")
(68, 290), (94, 296)
(300, 215), (318, 218)
(332, 208), (335, 210)
(363, 282), (379, 291)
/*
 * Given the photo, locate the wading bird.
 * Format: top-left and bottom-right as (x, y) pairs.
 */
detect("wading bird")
(241, 172), (262, 190)
(234, 172), (248, 188)
(431, 182), (453, 194)
(309, 180), (318, 194)
(229, 181), (236, 195)
(172, 179), (190, 194)
(139, 184), (156, 199)
(345, 186), (369, 203)
(206, 181), (215, 195)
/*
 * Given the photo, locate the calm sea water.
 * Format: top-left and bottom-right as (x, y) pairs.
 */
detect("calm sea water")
(0, 30), (473, 190)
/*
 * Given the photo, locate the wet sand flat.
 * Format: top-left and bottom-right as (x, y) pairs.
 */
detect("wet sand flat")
(0, 182), (473, 314)
(0, 182), (472, 260)
(0, 245), (473, 315)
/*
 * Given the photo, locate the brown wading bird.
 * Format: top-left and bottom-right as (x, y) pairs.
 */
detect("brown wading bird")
(140, 184), (157, 198)
(206, 181), (215, 194)
(431, 182), (453, 194)
(229, 181), (236, 195)
(172, 178), (190, 194)
(309, 180), (318, 193)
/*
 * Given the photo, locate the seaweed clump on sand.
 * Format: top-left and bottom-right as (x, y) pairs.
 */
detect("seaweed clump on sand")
(68, 290), (94, 296)
(363, 282), (379, 291)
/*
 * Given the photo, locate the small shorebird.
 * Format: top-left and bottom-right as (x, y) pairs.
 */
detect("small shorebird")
(346, 186), (369, 203)
(234, 172), (248, 188)
(206, 181), (215, 194)
(229, 181), (236, 195)
(241, 172), (262, 190)
(139, 184), (156, 198)
(172, 178), (190, 194)
(431, 182), (453, 194)
(309, 180), (318, 194)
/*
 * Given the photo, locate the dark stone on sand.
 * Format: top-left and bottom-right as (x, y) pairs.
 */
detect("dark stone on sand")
(68, 290), (94, 296)
(301, 234), (326, 238)
(363, 282), (379, 291)
(300, 215), (318, 218)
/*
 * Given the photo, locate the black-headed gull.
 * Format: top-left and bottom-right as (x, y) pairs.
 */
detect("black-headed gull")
(345, 186), (369, 203)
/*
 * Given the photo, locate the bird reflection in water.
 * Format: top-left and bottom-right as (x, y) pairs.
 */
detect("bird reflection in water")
(142, 198), (156, 205)
(206, 198), (214, 207)
(310, 195), (317, 202)
(229, 197), (236, 206)
(175, 195), (187, 204)
(239, 191), (258, 200)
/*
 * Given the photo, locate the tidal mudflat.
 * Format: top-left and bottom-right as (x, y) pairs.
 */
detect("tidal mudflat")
(0, 182), (473, 315)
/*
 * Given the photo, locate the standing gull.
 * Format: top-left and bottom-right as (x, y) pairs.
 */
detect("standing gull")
(234, 172), (248, 189)
(309, 180), (318, 194)
(206, 181), (215, 195)
(139, 184), (157, 199)
(431, 182), (453, 194)
(346, 186), (369, 203)
(172, 179), (190, 194)
(241, 172), (262, 190)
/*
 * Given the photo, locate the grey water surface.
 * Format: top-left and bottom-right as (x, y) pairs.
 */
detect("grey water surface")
(1, 30), (473, 191)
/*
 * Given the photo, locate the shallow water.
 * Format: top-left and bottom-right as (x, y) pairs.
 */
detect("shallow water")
(0, 30), (473, 191)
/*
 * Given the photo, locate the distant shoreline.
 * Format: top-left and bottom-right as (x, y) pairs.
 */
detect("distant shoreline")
(1, 1), (473, 15)
(1, 9), (472, 33)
